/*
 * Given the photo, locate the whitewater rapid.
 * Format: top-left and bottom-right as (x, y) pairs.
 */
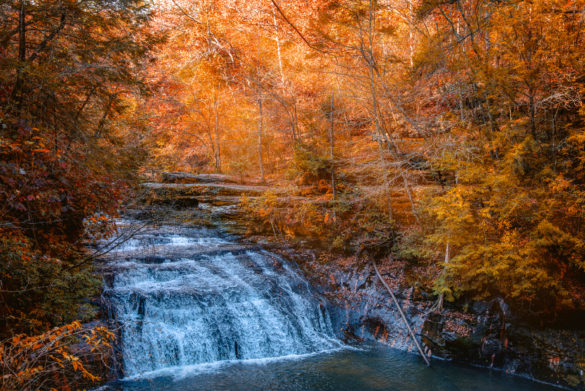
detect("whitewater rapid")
(102, 221), (343, 378)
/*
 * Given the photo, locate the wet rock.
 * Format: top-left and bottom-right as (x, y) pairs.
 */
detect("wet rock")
(148, 196), (199, 209)
(420, 303), (585, 390)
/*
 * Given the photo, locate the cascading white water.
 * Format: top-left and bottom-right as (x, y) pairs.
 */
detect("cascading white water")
(102, 222), (342, 378)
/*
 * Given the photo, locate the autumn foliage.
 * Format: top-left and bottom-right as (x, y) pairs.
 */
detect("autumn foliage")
(0, 321), (114, 391)
(1, 0), (157, 388)
(146, 0), (585, 318)
(414, 0), (585, 315)
(2, 0), (585, 388)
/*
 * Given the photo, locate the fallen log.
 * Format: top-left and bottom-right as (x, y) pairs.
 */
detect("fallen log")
(161, 172), (240, 184)
(141, 182), (270, 195)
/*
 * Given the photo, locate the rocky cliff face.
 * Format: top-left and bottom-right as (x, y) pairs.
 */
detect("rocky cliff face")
(292, 255), (585, 390)
(422, 303), (585, 390)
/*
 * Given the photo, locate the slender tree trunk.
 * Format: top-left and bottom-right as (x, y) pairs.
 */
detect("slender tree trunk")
(94, 96), (114, 139)
(329, 94), (336, 202)
(373, 260), (431, 367)
(435, 241), (450, 311)
(552, 106), (559, 171)
(258, 96), (265, 183)
(18, 0), (25, 62)
(272, 8), (285, 85)
(213, 92), (221, 173)
(292, 100), (298, 142)
(206, 125), (216, 170)
(75, 86), (96, 124)
(408, 0), (414, 67)
(11, 0), (26, 108)
(529, 88), (536, 138)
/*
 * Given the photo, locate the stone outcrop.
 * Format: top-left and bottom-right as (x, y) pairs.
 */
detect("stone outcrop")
(421, 304), (585, 390)
(295, 254), (585, 390)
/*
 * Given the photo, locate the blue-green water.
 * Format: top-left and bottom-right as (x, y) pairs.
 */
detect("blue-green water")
(103, 344), (561, 391)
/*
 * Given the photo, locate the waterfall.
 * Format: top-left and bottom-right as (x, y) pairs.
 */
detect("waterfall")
(102, 222), (342, 378)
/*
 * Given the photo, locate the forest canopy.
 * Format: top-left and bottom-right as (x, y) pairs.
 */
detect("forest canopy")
(142, 0), (585, 316)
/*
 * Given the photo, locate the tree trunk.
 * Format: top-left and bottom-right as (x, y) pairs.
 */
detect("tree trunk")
(292, 100), (298, 142)
(214, 92), (221, 173)
(529, 88), (537, 138)
(11, 0), (26, 108)
(272, 7), (285, 85)
(373, 261), (431, 367)
(258, 96), (265, 183)
(18, 0), (25, 62)
(329, 94), (336, 202)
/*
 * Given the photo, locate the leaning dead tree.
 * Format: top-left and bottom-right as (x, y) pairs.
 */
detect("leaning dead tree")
(372, 260), (431, 366)
(357, 242), (431, 367)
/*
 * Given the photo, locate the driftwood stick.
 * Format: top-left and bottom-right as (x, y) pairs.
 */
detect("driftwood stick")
(372, 260), (431, 367)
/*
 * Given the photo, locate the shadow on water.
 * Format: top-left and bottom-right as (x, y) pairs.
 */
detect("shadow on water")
(103, 344), (561, 391)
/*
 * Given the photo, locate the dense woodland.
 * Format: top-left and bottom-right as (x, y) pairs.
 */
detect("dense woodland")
(1, 0), (585, 388)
